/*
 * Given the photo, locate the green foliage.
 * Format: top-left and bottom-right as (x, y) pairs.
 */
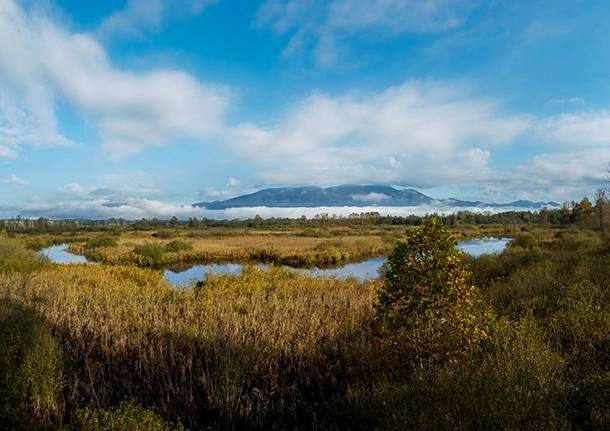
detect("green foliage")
(77, 401), (184, 431)
(0, 300), (64, 430)
(132, 243), (165, 266)
(510, 232), (537, 249)
(0, 237), (49, 272)
(377, 217), (489, 361)
(86, 236), (119, 249)
(343, 318), (566, 431)
(152, 230), (175, 239)
(163, 240), (193, 253)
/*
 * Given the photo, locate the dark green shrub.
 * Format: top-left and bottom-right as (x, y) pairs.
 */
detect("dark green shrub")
(0, 300), (64, 430)
(77, 401), (184, 431)
(152, 231), (175, 239)
(132, 243), (165, 266)
(86, 236), (118, 249)
(340, 318), (567, 430)
(163, 240), (192, 253)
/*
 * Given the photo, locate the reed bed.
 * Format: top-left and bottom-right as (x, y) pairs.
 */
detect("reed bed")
(0, 264), (379, 429)
(67, 234), (391, 268)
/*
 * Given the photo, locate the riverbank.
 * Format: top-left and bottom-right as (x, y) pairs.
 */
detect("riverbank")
(21, 223), (524, 269)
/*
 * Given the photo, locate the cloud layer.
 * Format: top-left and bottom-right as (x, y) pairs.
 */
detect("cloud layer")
(232, 80), (529, 187)
(0, 0), (229, 158)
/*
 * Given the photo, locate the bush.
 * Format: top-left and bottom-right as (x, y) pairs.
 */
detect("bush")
(510, 232), (537, 250)
(0, 300), (64, 430)
(376, 217), (490, 362)
(353, 318), (566, 430)
(77, 401), (184, 431)
(132, 243), (165, 266)
(163, 240), (192, 253)
(152, 231), (175, 239)
(86, 236), (118, 249)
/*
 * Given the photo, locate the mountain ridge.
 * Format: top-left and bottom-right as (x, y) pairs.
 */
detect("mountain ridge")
(194, 185), (559, 210)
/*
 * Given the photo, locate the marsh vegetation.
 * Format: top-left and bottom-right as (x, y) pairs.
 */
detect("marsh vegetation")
(1, 203), (609, 430)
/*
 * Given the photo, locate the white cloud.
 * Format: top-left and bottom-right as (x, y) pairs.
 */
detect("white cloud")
(11, 201), (549, 221)
(232, 80), (529, 187)
(0, 0), (230, 158)
(1, 174), (29, 186)
(256, 0), (477, 65)
(539, 111), (610, 146)
(18, 198), (206, 220)
(98, 0), (218, 40)
(226, 176), (241, 187)
(351, 192), (390, 203)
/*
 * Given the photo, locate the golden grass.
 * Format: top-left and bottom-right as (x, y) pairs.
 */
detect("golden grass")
(18, 223), (515, 269)
(67, 230), (392, 267)
(0, 264), (379, 428)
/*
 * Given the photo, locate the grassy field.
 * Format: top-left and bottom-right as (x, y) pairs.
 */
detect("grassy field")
(18, 223), (526, 268)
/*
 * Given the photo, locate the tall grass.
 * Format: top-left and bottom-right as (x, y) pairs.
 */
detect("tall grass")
(0, 236), (50, 272)
(0, 265), (378, 429)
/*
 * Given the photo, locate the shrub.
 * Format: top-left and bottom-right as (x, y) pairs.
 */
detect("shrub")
(510, 232), (537, 249)
(77, 401), (184, 431)
(163, 240), (192, 253)
(349, 318), (567, 431)
(0, 300), (64, 430)
(152, 231), (175, 239)
(86, 236), (118, 249)
(376, 217), (490, 362)
(132, 243), (165, 266)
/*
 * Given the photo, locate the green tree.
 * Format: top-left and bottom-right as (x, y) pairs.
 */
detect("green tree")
(376, 217), (489, 361)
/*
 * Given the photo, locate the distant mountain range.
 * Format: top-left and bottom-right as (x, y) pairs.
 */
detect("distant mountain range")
(194, 185), (559, 210)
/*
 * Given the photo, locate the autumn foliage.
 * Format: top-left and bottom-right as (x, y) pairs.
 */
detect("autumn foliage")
(376, 217), (490, 361)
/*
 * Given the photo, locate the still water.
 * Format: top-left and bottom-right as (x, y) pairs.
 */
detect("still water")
(41, 238), (510, 287)
(41, 244), (90, 264)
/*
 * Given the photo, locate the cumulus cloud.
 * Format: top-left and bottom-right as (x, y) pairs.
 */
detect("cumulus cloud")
(0, 0), (229, 158)
(256, 0), (477, 65)
(232, 80), (529, 187)
(539, 111), (610, 147)
(1, 174), (29, 186)
(98, 0), (218, 40)
(226, 176), (241, 187)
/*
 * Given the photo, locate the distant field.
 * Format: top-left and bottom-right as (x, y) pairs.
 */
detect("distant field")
(16, 223), (530, 268)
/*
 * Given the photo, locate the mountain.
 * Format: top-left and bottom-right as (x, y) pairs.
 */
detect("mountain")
(194, 185), (559, 210)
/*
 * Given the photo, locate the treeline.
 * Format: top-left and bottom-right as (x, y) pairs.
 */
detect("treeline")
(3, 192), (609, 233)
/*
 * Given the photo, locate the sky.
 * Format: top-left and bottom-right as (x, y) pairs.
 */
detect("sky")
(1, 0), (610, 219)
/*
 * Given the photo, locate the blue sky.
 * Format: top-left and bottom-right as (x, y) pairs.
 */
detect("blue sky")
(1, 0), (610, 219)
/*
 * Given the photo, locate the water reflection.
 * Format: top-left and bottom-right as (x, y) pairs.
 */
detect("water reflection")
(41, 244), (90, 264)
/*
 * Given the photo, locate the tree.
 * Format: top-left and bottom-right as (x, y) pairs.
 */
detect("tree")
(572, 197), (593, 225)
(595, 189), (608, 233)
(376, 217), (489, 362)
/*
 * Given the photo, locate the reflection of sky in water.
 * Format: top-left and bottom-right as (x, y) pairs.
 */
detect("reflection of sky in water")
(41, 244), (89, 264)
(458, 237), (511, 257)
(164, 239), (510, 287)
(41, 238), (510, 288)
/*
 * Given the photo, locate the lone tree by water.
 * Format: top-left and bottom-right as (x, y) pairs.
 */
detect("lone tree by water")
(376, 217), (489, 362)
